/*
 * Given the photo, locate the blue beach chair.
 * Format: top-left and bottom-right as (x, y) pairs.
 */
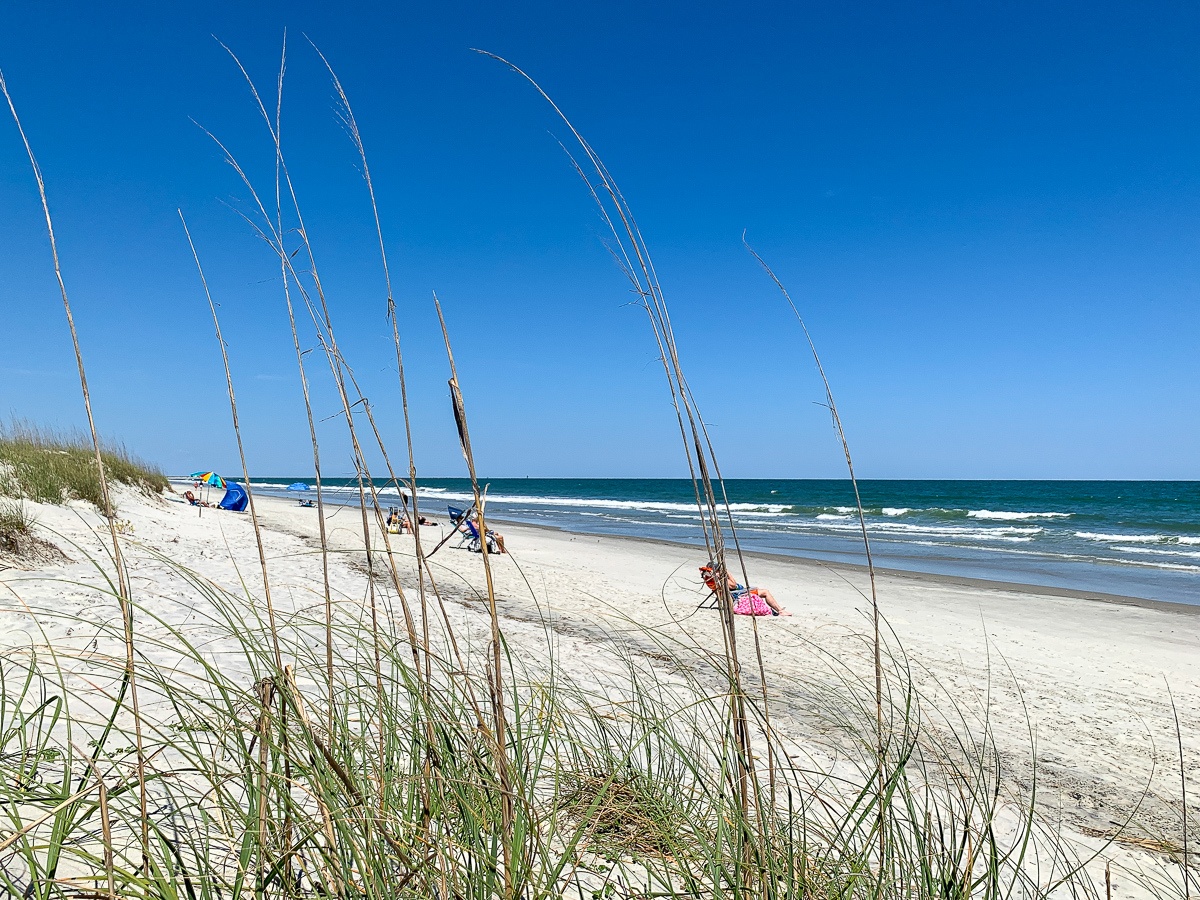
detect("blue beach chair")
(448, 504), (501, 553)
(464, 518), (500, 554)
(448, 506), (473, 550)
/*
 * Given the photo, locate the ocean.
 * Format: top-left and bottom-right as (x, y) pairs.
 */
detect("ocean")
(246, 478), (1200, 607)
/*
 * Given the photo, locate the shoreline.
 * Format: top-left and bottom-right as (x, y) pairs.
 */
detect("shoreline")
(198, 482), (1200, 618)
(488, 515), (1200, 617)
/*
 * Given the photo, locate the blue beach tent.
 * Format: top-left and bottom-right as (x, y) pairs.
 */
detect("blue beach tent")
(218, 482), (248, 512)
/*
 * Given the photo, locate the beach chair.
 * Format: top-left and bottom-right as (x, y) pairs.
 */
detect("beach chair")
(697, 564), (724, 610)
(448, 506), (473, 549)
(464, 518), (500, 554)
(698, 564), (774, 615)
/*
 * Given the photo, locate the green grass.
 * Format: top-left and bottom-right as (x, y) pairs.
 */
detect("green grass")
(0, 498), (34, 553)
(0, 422), (167, 509)
(0, 555), (1082, 900)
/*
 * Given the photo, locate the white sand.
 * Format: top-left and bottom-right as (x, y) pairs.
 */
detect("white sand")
(2, 483), (1196, 894)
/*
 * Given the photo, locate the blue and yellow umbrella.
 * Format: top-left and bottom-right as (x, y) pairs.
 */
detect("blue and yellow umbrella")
(189, 471), (226, 489)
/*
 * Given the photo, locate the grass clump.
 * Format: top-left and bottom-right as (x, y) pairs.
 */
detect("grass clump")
(559, 765), (695, 858)
(0, 422), (167, 509)
(0, 499), (34, 553)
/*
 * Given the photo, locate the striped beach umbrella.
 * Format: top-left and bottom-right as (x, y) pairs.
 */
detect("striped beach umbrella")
(189, 471), (226, 488)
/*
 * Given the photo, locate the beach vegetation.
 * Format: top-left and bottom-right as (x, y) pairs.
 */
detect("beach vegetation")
(0, 498), (34, 553)
(0, 421), (168, 508)
(0, 565), (1067, 900)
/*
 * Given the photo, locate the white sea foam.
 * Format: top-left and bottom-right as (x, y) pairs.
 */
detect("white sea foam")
(968, 510), (1072, 521)
(816, 513), (853, 521)
(1076, 532), (1167, 543)
(876, 522), (1042, 537)
(1117, 560), (1200, 572)
(410, 489), (791, 516)
(1112, 546), (1200, 560)
(1076, 532), (1200, 549)
(882, 507), (910, 516)
(902, 539), (1041, 553)
(813, 520), (1042, 540)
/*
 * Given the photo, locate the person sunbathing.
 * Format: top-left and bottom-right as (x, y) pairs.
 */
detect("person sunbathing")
(702, 564), (790, 616)
(386, 510), (439, 531)
(184, 490), (207, 507)
(467, 509), (506, 554)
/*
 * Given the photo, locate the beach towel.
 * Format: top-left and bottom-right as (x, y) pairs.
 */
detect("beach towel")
(732, 592), (772, 616)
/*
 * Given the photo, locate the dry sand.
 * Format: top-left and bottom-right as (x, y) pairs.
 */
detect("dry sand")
(1, 483), (1196, 894)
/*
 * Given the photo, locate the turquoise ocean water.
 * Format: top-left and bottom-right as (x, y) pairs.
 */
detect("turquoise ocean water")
(247, 478), (1200, 607)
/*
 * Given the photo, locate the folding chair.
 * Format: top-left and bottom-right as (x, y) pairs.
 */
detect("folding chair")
(446, 506), (468, 546)
(464, 518), (500, 554)
(697, 564), (723, 610)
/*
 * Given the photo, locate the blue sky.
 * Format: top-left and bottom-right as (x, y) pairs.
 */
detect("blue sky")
(2, 1), (1198, 479)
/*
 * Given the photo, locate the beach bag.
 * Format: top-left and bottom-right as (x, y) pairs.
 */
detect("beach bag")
(732, 592), (772, 616)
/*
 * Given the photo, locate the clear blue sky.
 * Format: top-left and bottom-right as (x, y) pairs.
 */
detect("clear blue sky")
(2, 1), (1198, 479)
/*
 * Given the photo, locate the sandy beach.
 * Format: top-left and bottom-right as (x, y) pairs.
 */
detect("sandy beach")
(1, 482), (1195, 894)
(258, 490), (1200, 836)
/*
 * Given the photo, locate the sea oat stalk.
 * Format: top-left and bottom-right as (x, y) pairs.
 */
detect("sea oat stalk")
(1, 68), (152, 874)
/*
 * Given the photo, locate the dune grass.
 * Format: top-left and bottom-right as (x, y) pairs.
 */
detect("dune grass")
(0, 498), (34, 553)
(0, 551), (1073, 900)
(0, 422), (167, 510)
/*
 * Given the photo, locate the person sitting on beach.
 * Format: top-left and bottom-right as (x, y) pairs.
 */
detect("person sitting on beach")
(394, 511), (432, 532)
(467, 509), (507, 554)
(701, 564), (790, 616)
(184, 490), (205, 507)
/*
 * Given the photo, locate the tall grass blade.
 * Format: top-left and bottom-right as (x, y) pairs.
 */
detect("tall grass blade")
(1, 66), (152, 876)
